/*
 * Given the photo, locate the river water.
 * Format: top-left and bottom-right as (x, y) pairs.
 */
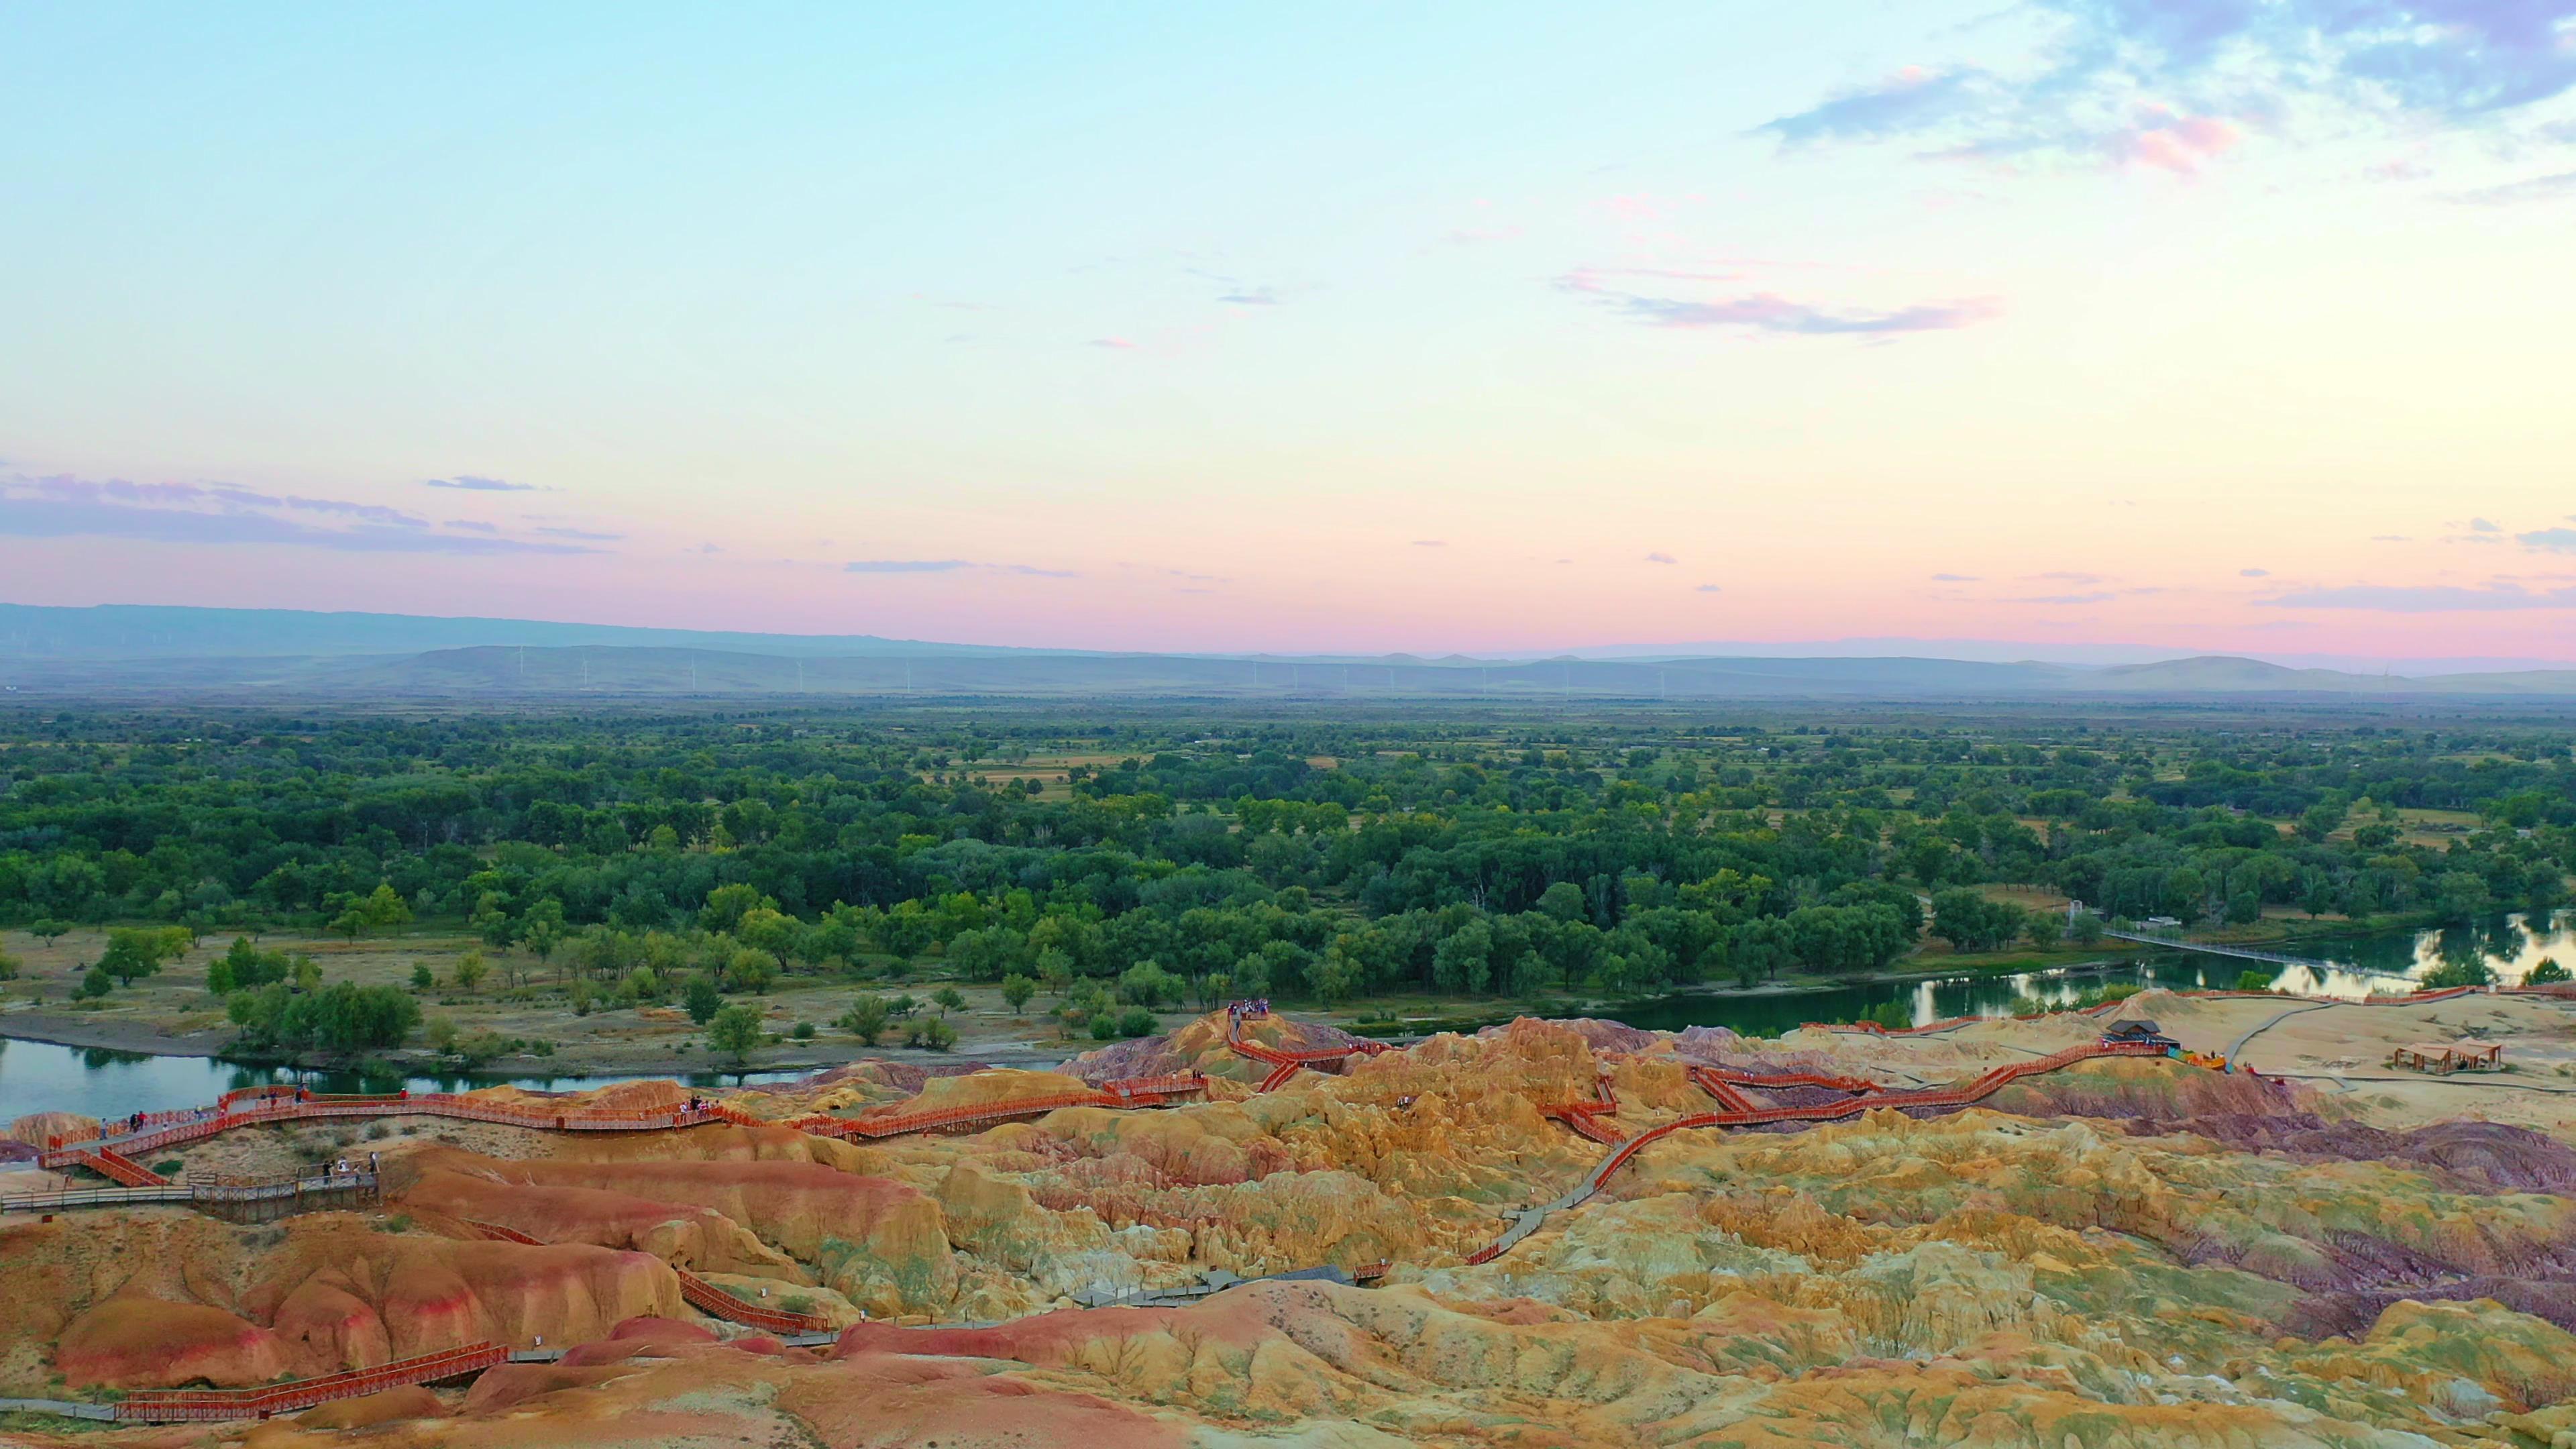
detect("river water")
(3, 913), (2567, 1124)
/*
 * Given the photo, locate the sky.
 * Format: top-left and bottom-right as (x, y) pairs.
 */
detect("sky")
(5, 2), (2576, 664)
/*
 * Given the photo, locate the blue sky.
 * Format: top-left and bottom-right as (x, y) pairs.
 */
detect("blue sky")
(5, 3), (2576, 660)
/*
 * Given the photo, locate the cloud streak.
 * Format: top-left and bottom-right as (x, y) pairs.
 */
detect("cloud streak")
(1, 476), (604, 555)
(424, 474), (537, 492)
(2263, 582), (2576, 611)
(1560, 270), (2002, 337)
(845, 559), (1077, 578)
(1758, 1), (2576, 174)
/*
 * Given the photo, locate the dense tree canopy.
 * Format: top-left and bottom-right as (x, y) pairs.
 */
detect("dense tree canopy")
(1, 705), (2569, 1008)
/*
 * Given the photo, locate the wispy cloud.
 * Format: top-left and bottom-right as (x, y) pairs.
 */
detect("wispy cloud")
(1931, 572), (1980, 582)
(2463, 170), (2576, 206)
(533, 525), (623, 541)
(2239, 567), (2269, 577)
(2263, 582), (2576, 611)
(1756, 66), (1993, 146)
(2518, 527), (2576, 553)
(1758, 1), (2576, 175)
(1558, 269), (2002, 337)
(1089, 336), (1140, 350)
(445, 519), (499, 533)
(1695, 583), (1723, 594)
(2003, 590), (2117, 605)
(1, 475), (604, 555)
(1411, 539), (1446, 547)
(2471, 517), (2502, 532)
(2035, 570), (2103, 584)
(844, 558), (1076, 578)
(423, 474), (537, 492)
(1645, 551), (1678, 564)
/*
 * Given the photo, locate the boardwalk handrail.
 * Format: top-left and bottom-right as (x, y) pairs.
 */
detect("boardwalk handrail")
(3, 1171), (376, 1214)
(115, 1342), (505, 1421)
(1224, 1001), (1388, 1089)
(38, 1072), (1208, 1176)
(1472, 1038), (2184, 1267)
(462, 1218), (830, 1334)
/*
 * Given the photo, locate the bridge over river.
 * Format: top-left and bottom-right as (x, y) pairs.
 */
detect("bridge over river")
(2102, 928), (2415, 981)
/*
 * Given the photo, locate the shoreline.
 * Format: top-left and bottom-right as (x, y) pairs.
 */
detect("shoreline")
(0, 1011), (1073, 1080)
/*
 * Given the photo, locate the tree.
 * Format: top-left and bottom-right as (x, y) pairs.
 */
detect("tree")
(700, 882), (776, 936)
(945, 926), (1027, 983)
(411, 963), (435, 989)
(2235, 969), (2272, 992)
(724, 948), (777, 995)
(78, 965), (114, 999)
(707, 1002), (767, 1065)
(453, 951), (488, 991)
(2068, 912), (2106, 947)
(2421, 953), (2496, 989)
(521, 900), (566, 971)
(839, 994), (891, 1043)
(907, 1014), (959, 1051)
(0, 947), (17, 982)
(2527, 957), (2569, 985)
(1535, 881), (1589, 923)
(99, 926), (188, 986)
(735, 908), (803, 968)
(683, 973), (727, 1025)
(1116, 961), (1186, 1008)
(329, 883), (414, 941)
(30, 919), (73, 946)
(1000, 973), (1036, 1014)
(1930, 890), (2025, 953)
(932, 985), (967, 1016)
(2433, 870), (2494, 923)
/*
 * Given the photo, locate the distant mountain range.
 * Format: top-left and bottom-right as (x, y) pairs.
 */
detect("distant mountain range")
(2, 603), (2572, 700)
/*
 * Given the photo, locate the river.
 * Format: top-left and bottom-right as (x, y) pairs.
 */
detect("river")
(3, 912), (2567, 1124)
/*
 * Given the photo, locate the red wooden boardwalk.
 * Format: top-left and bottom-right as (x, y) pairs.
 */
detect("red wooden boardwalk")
(464, 1220), (831, 1334)
(115, 1342), (504, 1421)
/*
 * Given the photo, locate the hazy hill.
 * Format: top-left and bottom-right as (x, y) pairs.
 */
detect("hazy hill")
(0, 602), (1061, 659)
(2, 605), (2573, 700)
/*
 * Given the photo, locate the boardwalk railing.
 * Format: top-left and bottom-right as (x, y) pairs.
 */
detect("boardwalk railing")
(38, 1073), (1209, 1178)
(1225, 1002), (1389, 1090)
(114, 1342), (505, 1422)
(3, 1171), (377, 1216)
(1466, 1038), (2183, 1266)
(463, 1217), (831, 1334)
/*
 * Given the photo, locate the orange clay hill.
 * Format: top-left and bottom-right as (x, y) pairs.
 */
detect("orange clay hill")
(14, 994), (2576, 1446)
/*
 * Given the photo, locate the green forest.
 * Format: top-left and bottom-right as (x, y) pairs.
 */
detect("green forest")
(2, 704), (2571, 1017)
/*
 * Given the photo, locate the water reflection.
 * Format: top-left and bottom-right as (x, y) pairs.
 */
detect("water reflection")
(0, 1038), (816, 1124)
(1613, 909), (2569, 1035)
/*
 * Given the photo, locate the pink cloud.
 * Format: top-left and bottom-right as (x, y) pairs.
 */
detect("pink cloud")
(2106, 111), (2239, 174)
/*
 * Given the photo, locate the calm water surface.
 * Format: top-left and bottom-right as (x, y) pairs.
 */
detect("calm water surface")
(4, 913), (2567, 1121)
(0, 1041), (813, 1125)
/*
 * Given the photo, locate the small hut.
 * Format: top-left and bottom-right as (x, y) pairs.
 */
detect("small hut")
(2101, 1019), (2178, 1051)
(2390, 1040), (2504, 1075)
